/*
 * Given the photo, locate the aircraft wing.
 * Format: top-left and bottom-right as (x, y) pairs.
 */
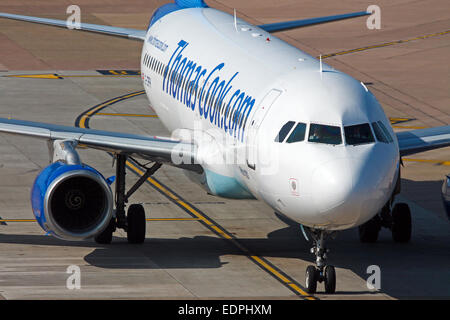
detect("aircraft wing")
(0, 10), (371, 38)
(0, 118), (199, 170)
(258, 11), (370, 33)
(0, 12), (146, 41)
(396, 126), (450, 156)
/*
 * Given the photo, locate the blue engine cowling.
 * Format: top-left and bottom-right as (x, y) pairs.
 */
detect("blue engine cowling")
(31, 162), (113, 240)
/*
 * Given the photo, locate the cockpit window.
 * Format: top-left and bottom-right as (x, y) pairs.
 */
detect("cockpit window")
(371, 122), (389, 143)
(377, 121), (394, 143)
(344, 123), (375, 145)
(274, 121), (295, 142)
(308, 124), (342, 145)
(286, 122), (307, 143)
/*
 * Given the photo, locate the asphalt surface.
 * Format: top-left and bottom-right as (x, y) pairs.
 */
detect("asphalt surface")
(0, 0), (448, 300)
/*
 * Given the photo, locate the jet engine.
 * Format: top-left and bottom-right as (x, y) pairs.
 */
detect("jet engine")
(31, 161), (113, 240)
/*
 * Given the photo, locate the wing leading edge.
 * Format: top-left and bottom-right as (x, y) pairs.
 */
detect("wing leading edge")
(396, 126), (450, 156)
(0, 10), (371, 38)
(0, 12), (146, 41)
(0, 118), (199, 171)
(258, 11), (370, 33)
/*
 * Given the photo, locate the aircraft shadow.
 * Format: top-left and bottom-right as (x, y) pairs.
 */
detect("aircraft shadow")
(0, 179), (448, 299)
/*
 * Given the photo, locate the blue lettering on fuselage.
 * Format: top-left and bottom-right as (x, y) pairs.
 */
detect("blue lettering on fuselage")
(162, 40), (255, 141)
(147, 36), (168, 52)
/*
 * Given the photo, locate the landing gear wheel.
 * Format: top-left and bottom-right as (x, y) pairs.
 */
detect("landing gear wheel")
(127, 204), (146, 244)
(391, 203), (411, 243)
(306, 230), (338, 294)
(358, 215), (381, 243)
(324, 265), (336, 294)
(94, 218), (115, 244)
(305, 265), (318, 294)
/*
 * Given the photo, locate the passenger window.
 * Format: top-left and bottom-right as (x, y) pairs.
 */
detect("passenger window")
(344, 123), (375, 145)
(308, 124), (342, 145)
(371, 122), (389, 143)
(274, 121), (295, 142)
(377, 121), (393, 143)
(286, 122), (307, 143)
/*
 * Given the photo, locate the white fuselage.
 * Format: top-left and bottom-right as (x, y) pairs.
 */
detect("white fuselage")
(140, 8), (400, 231)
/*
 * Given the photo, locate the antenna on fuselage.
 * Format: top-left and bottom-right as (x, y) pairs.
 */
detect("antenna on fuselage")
(319, 54), (323, 80)
(319, 54), (323, 72)
(234, 9), (238, 31)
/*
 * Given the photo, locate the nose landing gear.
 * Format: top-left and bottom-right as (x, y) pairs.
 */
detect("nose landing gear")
(305, 230), (336, 294)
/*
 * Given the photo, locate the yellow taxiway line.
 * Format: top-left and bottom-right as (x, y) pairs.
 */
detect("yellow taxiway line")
(96, 113), (158, 118)
(321, 30), (450, 59)
(402, 158), (450, 166)
(76, 91), (145, 129)
(126, 162), (314, 299)
(76, 90), (450, 299)
(392, 125), (427, 130)
(76, 91), (317, 300)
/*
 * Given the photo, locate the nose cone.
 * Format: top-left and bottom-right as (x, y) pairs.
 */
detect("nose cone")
(311, 156), (389, 229)
(312, 158), (354, 212)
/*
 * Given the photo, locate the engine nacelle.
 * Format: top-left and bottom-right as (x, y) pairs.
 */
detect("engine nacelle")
(31, 162), (113, 240)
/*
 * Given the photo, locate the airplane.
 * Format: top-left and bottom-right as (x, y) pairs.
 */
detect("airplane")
(0, 0), (449, 294)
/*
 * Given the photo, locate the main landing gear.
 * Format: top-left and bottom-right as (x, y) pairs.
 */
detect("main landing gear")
(358, 201), (412, 243)
(95, 154), (162, 244)
(305, 230), (336, 294)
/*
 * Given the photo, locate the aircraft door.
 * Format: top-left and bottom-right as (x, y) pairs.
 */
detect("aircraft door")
(246, 89), (282, 170)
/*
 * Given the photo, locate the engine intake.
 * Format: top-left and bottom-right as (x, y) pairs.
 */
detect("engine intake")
(31, 162), (113, 240)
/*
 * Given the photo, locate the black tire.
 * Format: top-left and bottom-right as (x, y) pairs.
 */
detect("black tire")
(358, 215), (381, 243)
(324, 265), (336, 294)
(127, 204), (146, 244)
(391, 203), (411, 243)
(94, 218), (115, 244)
(305, 265), (318, 294)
